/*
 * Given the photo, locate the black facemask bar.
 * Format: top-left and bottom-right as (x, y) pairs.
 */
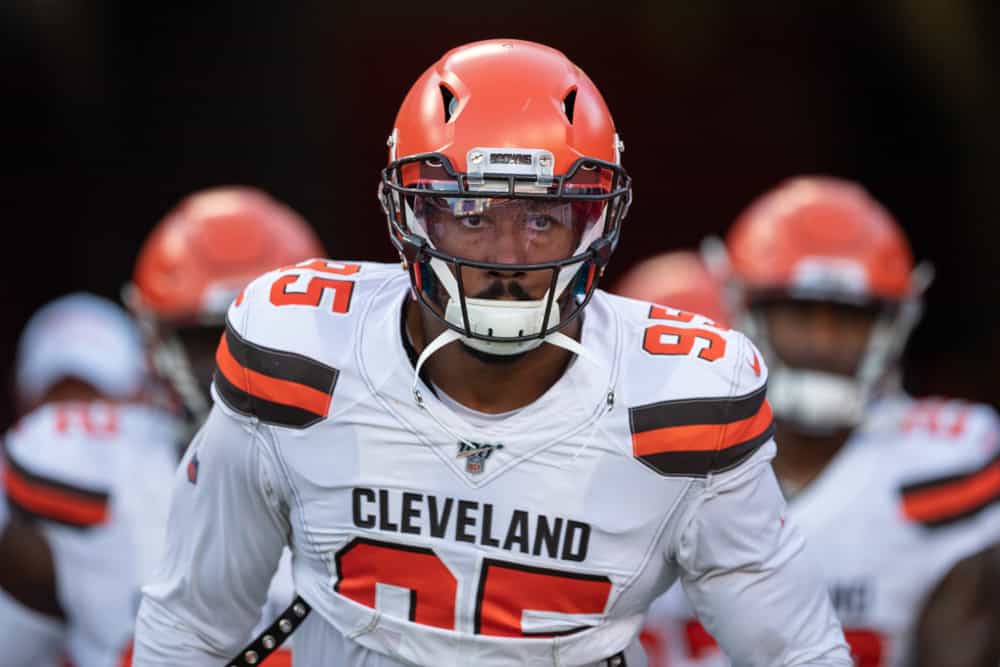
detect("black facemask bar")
(379, 152), (631, 343)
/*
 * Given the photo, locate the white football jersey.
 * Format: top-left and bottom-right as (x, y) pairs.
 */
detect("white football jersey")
(2, 401), (179, 665)
(2, 401), (297, 667)
(641, 395), (1000, 667)
(135, 259), (850, 667)
(0, 453), (65, 667)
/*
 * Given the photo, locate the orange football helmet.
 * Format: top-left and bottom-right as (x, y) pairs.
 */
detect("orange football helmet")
(612, 250), (730, 327)
(125, 186), (326, 422)
(379, 39), (631, 356)
(724, 175), (931, 432)
(727, 176), (915, 304)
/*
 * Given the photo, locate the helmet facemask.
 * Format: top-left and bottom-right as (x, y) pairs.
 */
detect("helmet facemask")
(736, 263), (933, 435)
(381, 149), (630, 357)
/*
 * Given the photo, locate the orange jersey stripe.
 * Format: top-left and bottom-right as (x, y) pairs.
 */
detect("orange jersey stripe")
(216, 335), (332, 417)
(902, 456), (1000, 523)
(632, 400), (773, 457)
(4, 465), (108, 526)
(261, 648), (292, 666)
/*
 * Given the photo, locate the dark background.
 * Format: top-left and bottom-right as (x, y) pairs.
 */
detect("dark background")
(3, 2), (999, 427)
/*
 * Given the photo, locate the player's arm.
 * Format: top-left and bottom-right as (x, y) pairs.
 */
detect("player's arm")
(675, 441), (849, 666)
(0, 509), (62, 618)
(133, 404), (290, 666)
(0, 490), (69, 665)
(661, 332), (849, 666)
(913, 543), (1000, 667)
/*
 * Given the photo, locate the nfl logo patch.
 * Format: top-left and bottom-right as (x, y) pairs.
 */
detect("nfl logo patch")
(456, 442), (504, 475)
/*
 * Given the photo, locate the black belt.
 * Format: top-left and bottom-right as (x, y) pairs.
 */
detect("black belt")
(228, 595), (628, 666)
(228, 596), (312, 666)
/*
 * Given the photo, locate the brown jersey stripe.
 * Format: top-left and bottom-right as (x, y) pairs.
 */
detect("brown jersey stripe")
(630, 385), (767, 433)
(3, 452), (109, 528)
(632, 400), (773, 456)
(222, 320), (339, 395)
(216, 334), (335, 417)
(213, 369), (328, 429)
(636, 421), (774, 477)
(901, 451), (1000, 527)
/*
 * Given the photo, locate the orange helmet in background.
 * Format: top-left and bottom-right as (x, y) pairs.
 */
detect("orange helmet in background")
(727, 177), (915, 305)
(125, 186), (326, 423)
(612, 250), (730, 327)
(723, 175), (931, 432)
(129, 186), (324, 325)
(379, 39), (631, 356)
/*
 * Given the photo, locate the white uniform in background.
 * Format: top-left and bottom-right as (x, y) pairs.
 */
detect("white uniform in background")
(2, 402), (179, 665)
(0, 455), (66, 667)
(135, 260), (849, 666)
(641, 396), (1000, 667)
(2, 401), (298, 667)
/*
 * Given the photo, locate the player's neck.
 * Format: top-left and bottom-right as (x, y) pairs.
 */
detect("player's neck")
(771, 422), (852, 498)
(405, 298), (580, 414)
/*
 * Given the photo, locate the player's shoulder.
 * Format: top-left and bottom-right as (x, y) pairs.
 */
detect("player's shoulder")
(214, 259), (404, 429)
(871, 394), (1000, 528)
(600, 292), (771, 478)
(4, 401), (177, 529)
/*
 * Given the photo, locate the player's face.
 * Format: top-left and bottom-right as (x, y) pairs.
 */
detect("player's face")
(420, 196), (587, 301)
(761, 300), (877, 376)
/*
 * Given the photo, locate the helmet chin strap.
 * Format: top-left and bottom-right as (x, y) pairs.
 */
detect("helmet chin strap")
(409, 250), (606, 442)
(410, 318), (603, 446)
(429, 255), (581, 356)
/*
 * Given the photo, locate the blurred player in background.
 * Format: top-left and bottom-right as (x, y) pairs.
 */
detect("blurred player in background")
(0, 187), (325, 666)
(124, 186), (326, 433)
(640, 176), (1000, 667)
(124, 186), (326, 667)
(135, 40), (849, 666)
(0, 291), (175, 666)
(611, 250), (730, 327)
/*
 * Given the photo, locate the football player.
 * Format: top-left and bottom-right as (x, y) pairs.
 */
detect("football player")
(125, 186), (326, 666)
(134, 40), (850, 666)
(0, 291), (175, 666)
(641, 176), (1000, 667)
(124, 185), (326, 432)
(0, 188), (325, 666)
(611, 250), (730, 327)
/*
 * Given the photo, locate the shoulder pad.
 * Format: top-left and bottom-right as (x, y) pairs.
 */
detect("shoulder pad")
(896, 399), (1000, 528)
(610, 295), (772, 478)
(213, 259), (401, 429)
(4, 403), (120, 528)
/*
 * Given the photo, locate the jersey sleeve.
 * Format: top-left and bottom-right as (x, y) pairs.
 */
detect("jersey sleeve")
(627, 322), (774, 478)
(897, 402), (1000, 529)
(3, 406), (135, 663)
(673, 442), (850, 666)
(894, 400), (1000, 599)
(133, 402), (291, 665)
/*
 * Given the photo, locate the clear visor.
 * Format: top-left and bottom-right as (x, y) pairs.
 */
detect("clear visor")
(409, 191), (606, 265)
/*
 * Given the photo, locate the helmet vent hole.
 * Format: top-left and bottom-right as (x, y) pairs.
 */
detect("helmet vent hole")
(440, 85), (457, 123)
(562, 89), (577, 124)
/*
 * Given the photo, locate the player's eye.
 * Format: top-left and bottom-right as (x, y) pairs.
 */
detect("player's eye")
(526, 215), (554, 232)
(459, 215), (483, 229)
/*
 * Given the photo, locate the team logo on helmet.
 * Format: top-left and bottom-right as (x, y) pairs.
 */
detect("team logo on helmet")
(456, 442), (504, 475)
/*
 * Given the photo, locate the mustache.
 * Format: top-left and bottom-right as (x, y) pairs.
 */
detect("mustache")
(473, 280), (534, 301)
